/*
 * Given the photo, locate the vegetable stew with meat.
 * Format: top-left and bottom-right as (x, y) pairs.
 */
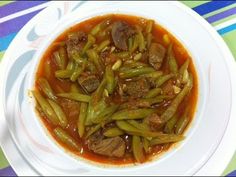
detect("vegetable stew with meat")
(32, 14), (198, 164)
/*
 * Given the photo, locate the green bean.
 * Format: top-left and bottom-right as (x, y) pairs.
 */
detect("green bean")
(86, 49), (102, 72)
(37, 77), (56, 100)
(47, 99), (68, 128)
(179, 58), (190, 84)
(145, 20), (154, 33)
(179, 58), (190, 76)
(78, 102), (88, 137)
(82, 34), (96, 54)
(70, 62), (85, 82)
(96, 39), (110, 52)
(116, 121), (163, 138)
(112, 108), (155, 120)
(175, 109), (190, 135)
(145, 88), (162, 98)
(132, 136), (145, 163)
(133, 53), (142, 61)
(85, 124), (101, 138)
(112, 59), (122, 71)
(86, 98), (107, 125)
(130, 34), (139, 53)
(57, 93), (91, 102)
(142, 137), (150, 153)
(92, 104), (119, 124)
(105, 65), (115, 94)
(115, 51), (130, 58)
(92, 78), (106, 104)
(86, 61), (97, 73)
(161, 75), (193, 122)
(146, 33), (153, 49)
(54, 127), (80, 150)
(128, 37), (133, 51)
(143, 71), (163, 79)
(104, 127), (124, 137)
(44, 60), (51, 79)
(71, 50), (86, 64)
(59, 46), (67, 69)
(66, 60), (75, 71)
(137, 29), (145, 52)
(141, 95), (170, 105)
(55, 69), (73, 79)
(156, 73), (175, 87)
(123, 61), (148, 69)
(53, 51), (64, 70)
(167, 44), (178, 74)
(32, 90), (59, 125)
(150, 134), (185, 146)
(127, 120), (150, 131)
(119, 67), (155, 79)
(164, 115), (178, 133)
(90, 19), (110, 36)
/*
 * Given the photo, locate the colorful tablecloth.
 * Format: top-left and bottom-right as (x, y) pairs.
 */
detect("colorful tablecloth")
(0, 1), (236, 176)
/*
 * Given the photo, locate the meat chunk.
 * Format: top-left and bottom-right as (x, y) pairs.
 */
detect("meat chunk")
(123, 78), (150, 98)
(88, 136), (125, 158)
(66, 31), (87, 58)
(146, 113), (164, 131)
(149, 43), (166, 70)
(112, 21), (135, 50)
(78, 75), (100, 93)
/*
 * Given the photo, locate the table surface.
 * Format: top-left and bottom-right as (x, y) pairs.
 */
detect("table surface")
(0, 1), (236, 176)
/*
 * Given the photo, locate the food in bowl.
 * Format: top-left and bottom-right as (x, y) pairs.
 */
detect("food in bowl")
(32, 14), (198, 164)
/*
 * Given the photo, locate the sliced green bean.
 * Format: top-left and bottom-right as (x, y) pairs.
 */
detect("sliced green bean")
(112, 108), (155, 120)
(57, 93), (91, 102)
(167, 44), (178, 74)
(164, 115), (178, 133)
(142, 137), (150, 153)
(103, 127), (124, 137)
(179, 58), (190, 84)
(78, 102), (88, 138)
(133, 53), (142, 61)
(59, 46), (67, 69)
(161, 75), (193, 122)
(96, 39), (110, 52)
(82, 34), (96, 54)
(66, 60), (75, 70)
(145, 20), (154, 33)
(54, 127), (80, 150)
(127, 120), (150, 131)
(119, 67), (155, 79)
(132, 136), (145, 163)
(146, 33), (153, 49)
(156, 73), (175, 87)
(145, 88), (162, 98)
(150, 134), (185, 146)
(179, 58), (190, 76)
(70, 49), (86, 64)
(92, 104), (119, 124)
(37, 77), (56, 100)
(175, 109), (190, 135)
(130, 34), (139, 53)
(32, 90), (59, 125)
(143, 71), (163, 79)
(112, 59), (122, 71)
(55, 69), (73, 79)
(85, 124), (101, 138)
(105, 65), (115, 94)
(86, 49), (102, 72)
(47, 99), (68, 128)
(53, 51), (64, 70)
(128, 37), (133, 51)
(70, 62), (85, 82)
(90, 19), (110, 36)
(92, 78), (106, 104)
(137, 29), (145, 52)
(115, 51), (130, 58)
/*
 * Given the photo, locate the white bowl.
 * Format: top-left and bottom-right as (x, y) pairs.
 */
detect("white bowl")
(1, 1), (236, 176)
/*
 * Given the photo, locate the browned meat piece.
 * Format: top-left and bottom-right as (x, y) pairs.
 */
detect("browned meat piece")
(88, 136), (125, 158)
(123, 78), (150, 98)
(146, 113), (164, 131)
(112, 21), (135, 50)
(59, 99), (80, 118)
(162, 79), (175, 96)
(78, 75), (100, 93)
(149, 43), (166, 70)
(66, 31), (87, 58)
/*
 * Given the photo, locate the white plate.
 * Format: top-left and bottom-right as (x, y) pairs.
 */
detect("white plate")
(0, 1), (236, 176)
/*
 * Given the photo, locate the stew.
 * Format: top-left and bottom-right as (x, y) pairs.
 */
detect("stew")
(32, 14), (198, 165)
